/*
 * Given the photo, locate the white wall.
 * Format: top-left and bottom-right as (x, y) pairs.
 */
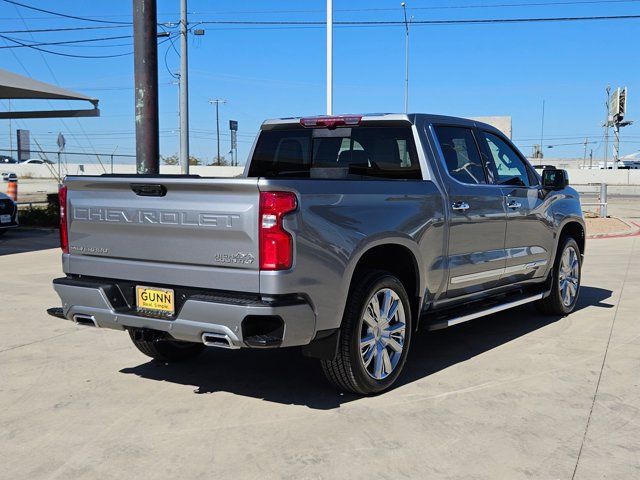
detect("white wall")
(564, 169), (640, 185)
(1, 163), (245, 179)
(4, 163), (640, 186)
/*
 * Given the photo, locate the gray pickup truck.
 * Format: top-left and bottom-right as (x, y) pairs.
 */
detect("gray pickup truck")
(49, 114), (584, 394)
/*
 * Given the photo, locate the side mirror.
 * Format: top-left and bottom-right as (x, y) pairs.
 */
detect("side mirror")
(541, 168), (569, 190)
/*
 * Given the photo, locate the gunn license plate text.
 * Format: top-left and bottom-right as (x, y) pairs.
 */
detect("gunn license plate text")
(136, 286), (175, 315)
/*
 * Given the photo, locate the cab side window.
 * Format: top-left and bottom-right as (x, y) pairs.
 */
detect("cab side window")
(434, 126), (486, 184)
(480, 132), (533, 187)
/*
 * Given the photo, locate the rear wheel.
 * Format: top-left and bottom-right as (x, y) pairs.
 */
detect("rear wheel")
(321, 270), (412, 395)
(537, 236), (581, 315)
(128, 330), (205, 362)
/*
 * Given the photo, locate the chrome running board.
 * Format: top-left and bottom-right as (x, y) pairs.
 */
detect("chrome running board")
(427, 293), (544, 331)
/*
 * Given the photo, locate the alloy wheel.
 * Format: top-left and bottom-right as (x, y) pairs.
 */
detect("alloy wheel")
(359, 288), (406, 380)
(558, 245), (580, 307)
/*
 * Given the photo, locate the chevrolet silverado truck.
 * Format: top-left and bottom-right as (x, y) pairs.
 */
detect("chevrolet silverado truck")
(49, 114), (584, 395)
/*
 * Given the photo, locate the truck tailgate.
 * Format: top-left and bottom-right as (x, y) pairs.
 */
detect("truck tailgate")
(64, 176), (260, 292)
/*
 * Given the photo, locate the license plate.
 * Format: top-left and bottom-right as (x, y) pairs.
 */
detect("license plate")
(0, 214), (10, 224)
(136, 286), (174, 315)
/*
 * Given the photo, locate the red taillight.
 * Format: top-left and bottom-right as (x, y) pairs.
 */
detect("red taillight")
(259, 191), (297, 270)
(300, 115), (362, 129)
(58, 184), (68, 253)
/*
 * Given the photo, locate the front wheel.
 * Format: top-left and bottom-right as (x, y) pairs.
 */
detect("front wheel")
(321, 270), (412, 395)
(537, 236), (582, 315)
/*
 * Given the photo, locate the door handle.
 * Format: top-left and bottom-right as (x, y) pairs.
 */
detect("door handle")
(452, 201), (470, 212)
(507, 200), (522, 210)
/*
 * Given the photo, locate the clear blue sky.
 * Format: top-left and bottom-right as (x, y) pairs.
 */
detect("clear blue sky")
(1, 0), (639, 165)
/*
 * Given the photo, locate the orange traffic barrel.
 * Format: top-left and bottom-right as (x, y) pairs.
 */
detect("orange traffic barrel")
(7, 179), (17, 201)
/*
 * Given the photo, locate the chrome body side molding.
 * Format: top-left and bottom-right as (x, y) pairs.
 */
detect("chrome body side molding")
(450, 260), (548, 285)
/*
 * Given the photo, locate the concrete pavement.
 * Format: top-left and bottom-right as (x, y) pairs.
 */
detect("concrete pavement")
(0, 231), (638, 479)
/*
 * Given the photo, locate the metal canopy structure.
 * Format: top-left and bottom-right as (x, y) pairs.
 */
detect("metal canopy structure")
(0, 68), (99, 119)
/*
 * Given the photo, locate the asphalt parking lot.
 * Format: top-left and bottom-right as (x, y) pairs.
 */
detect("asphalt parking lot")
(1, 229), (638, 479)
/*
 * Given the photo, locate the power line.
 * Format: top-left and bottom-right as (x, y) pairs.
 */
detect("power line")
(0, 0), (131, 25)
(158, 24), (180, 79)
(11, 5), (110, 173)
(195, 14), (640, 27)
(0, 34), (131, 49)
(0, 26), (129, 34)
(408, 0), (640, 10)
(166, 0), (640, 15)
(0, 33), (174, 58)
(2, 0), (637, 19)
(362, 0), (640, 10)
(1, 11), (638, 35)
(0, 34), (133, 58)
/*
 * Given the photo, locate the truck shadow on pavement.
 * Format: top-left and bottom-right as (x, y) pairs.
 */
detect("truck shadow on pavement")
(120, 285), (613, 410)
(0, 228), (59, 255)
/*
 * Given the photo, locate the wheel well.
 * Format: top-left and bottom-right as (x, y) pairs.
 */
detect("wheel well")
(351, 244), (420, 322)
(560, 221), (585, 255)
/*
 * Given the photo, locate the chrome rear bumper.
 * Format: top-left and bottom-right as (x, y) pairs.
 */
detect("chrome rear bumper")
(51, 277), (316, 348)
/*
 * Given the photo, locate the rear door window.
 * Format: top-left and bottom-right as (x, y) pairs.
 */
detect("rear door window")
(433, 126), (487, 184)
(248, 126), (421, 180)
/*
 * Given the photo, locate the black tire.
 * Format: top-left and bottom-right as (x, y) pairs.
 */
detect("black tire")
(537, 236), (582, 316)
(128, 330), (205, 362)
(0, 229), (7, 236)
(321, 270), (413, 395)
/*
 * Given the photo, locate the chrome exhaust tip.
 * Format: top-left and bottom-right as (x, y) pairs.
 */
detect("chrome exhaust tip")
(201, 332), (239, 349)
(73, 314), (97, 327)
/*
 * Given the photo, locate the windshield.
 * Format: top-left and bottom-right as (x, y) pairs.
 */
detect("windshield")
(248, 126), (422, 180)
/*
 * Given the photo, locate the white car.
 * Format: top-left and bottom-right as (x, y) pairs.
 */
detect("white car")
(20, 158), (52, 165)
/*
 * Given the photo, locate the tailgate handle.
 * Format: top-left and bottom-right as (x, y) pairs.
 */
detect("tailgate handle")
(130, 183), (167, 197)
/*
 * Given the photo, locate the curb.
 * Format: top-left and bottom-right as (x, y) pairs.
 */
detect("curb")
(587, 218), (640, 239)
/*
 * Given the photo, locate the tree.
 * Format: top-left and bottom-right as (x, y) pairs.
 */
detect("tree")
(163, 154), (203, 166)
(162, 154), (179, 165)
(207, 155), (229, 166)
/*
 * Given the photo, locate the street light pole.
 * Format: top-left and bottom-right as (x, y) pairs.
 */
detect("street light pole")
(326, 0), (333, 115)
(401, 2), (410, 113)
(179, 0), (189, 174)
(209, 99), (226, 165)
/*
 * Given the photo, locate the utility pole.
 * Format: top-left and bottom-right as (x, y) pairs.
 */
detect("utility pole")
(401, 2), (411, 114)
(8, 100), (11, 156)
(133, 0), (160, 174)
(326, 0), (333, 115)
(583, 137), (588, 167)
(179, 0), (189, 174)
(209, 99), (226, 165)
(539, 99), (545, 166)
(603, 85), (611, 170)
(613, 123), (620, 167)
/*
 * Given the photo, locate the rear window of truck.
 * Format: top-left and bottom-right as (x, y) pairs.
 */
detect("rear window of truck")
(248, 126), (422, 180)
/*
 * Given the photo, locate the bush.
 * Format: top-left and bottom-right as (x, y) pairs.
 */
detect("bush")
(18, 205), (59, 228)
(18, 193), (60, 228)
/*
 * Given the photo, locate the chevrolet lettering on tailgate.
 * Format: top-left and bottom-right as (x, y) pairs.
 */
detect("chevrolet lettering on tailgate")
(73, 206), (241, 228)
